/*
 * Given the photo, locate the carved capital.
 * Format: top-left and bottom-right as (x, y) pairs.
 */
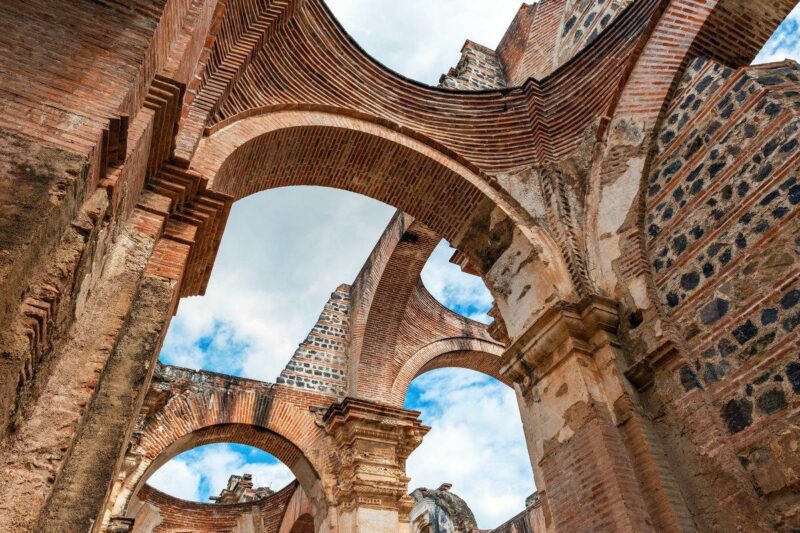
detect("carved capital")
(323, 398), (429, 510)
(500, 296), (619, 387)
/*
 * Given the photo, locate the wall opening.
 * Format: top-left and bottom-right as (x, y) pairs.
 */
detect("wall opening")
(159, 186), (394, 381)
(404, 368), (535, 529)
(420, 240), (494, 324)
(147, 443), (295, 503)
(753, 2), (800, 65)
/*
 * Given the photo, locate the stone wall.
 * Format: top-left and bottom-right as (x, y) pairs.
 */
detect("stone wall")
(439, 41), (507, 90)
(277, 286), (351, 397)
(644, 57), (800, 530)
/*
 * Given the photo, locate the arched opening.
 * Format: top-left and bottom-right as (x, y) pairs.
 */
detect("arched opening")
(159, 186), (394, 381)
(403, 368), (535, 529)
(147, 444), (294, 504)
(753, 1), (800, 65)
(192, 110), (573, 339)
(420, 240), (494, 324)
(288, 514), (314, 533)
(131, 443), (302, 533)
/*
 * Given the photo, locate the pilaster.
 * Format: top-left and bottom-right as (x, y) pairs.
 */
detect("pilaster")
(323, 398), (429, 533)
(502, 296), (694, 532)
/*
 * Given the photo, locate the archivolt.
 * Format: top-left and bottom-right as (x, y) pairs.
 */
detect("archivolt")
(390, 338), (508, 406)
(111, 389), (330, 519)
(192, 109), (575, 337)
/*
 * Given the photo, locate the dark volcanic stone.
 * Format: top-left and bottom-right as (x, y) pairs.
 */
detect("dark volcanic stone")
(732, 320), (758, 345)
(700, 298), (730, 325)
(721, 398), (753, 434)
(756, 389), (787, 415)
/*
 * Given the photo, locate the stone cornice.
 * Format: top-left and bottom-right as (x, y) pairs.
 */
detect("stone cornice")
(500, 296), (619, 386)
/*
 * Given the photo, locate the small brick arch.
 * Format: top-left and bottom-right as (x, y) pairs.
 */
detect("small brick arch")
(112, 388), (332, 521)
(278, 484), (315, 533)
(390, 338), (509, 406)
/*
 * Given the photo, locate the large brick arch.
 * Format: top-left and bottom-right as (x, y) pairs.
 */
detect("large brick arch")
(192, 109), (535, 242)
(390, 338), (508, 406)
(192, 109), (575, 338)
(112, 386), (332, 522)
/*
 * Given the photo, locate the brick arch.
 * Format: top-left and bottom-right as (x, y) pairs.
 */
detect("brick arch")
(192, 109), (536, 243)
(131, 481), (300, 533)
(390, 338), (509, 406)
(192, 109), (575, 339)
(278, 484), (314, 533)
(113, 389), (332, 521)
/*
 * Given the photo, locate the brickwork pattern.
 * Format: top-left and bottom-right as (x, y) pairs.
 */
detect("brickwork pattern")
(277, 286), (351, 397)
(134, 481), (298, 533)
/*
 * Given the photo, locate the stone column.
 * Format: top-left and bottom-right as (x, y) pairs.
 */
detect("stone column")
(502, 296), (688, 533)
(323, 398), (429, 533)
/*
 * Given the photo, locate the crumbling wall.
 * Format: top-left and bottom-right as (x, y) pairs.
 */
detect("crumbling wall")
(439, 41), (507, 90)
(277, 286), (351, 397)
(644, 58), (800, 530)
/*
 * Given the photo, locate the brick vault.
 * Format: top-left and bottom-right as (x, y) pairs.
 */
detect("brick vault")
(0, 0), (798, 532)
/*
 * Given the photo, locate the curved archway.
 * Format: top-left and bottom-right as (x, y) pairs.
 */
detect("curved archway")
(110, 386), (332, 525)
(130, 480), (302, 533)
(390, 338), (508, 407)
(192, 109), (574, 340)
(279, 484), (315, 533)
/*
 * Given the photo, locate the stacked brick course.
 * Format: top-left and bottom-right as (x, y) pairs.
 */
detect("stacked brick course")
(277, 286), (351, 397)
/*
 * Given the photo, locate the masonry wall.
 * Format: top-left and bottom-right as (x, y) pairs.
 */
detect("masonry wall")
(132, 481), (299, 532)
(644, 58), (800, 531)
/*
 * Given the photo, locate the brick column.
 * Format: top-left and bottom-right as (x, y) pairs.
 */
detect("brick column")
(323, 398), (429, 533)
(502, 297), (662, 533)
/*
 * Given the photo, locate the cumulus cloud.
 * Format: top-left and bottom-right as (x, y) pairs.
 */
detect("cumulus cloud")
(148, 444), (295, 502)
(160, 187), (394, 381)
(753, 3), (800, 65)
(405, 369), (535, 529)
(326, 0), (523, 84)
(421, 241), (494, 324)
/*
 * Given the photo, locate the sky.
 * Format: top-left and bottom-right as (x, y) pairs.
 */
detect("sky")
(148, 0), (800, 529)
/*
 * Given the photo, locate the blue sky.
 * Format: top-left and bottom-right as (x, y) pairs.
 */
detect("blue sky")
(150, 1), (800, 528)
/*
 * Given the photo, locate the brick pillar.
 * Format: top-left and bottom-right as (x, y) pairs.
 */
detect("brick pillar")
(323, 398), (429, 533)
(502, 297), (670, 533)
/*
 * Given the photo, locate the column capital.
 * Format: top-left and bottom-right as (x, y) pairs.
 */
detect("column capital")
(500, 296), (619, 387)
(323, 398), (429, 512)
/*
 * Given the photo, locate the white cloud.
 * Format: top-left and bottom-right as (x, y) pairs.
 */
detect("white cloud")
(406, 369), (535, 529)
(421, 241), (493, 324)
(148, 444), (295, 502)
(147, 457), (202, 501)
(754, 3), (800, 64)
(326, 0), (524, 85)
(160, 187), (394, 381)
